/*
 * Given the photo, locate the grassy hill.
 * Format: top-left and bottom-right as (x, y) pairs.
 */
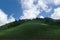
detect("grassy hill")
(0, 18), (60, 40)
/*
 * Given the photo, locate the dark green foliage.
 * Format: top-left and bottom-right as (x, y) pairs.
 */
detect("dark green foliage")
(0, 18), (60, 39)
(0, 18), (60, 31)
(0, 20), (59, 40)
(0, 19), (32, 31)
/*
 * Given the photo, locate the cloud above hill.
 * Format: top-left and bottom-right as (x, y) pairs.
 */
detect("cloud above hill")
(0, 9), (15, 26)
(20, 0), (51, 19)
(20, 0), (60, 20)
(51, 7), (60, 20)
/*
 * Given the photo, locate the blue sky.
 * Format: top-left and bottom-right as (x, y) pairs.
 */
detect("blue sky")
(0, 0), (60, 20)
(0, 0), (22, 20)
(0, 0), (60, 26)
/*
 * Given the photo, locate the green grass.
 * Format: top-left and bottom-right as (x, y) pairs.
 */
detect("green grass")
(0, 21), (60, 40)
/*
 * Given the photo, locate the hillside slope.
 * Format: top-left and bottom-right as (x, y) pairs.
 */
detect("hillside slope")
(0, 21), (60, 40)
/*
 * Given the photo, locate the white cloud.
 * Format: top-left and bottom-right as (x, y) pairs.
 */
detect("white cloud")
(0, 9), (15, 26)
(7, 16), (15, 23)
(42, 0), (60, 6)
(37, 0), (52, 12)
(51, 7), (60, 20)
(20, 0), (60, 20)
(54, 0), (60, 6)
(39, 16), (44, 18)
(20, 0), (40, 19)
(20, 0), (51, 19)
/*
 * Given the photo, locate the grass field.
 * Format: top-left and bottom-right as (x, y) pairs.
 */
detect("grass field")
(0, 21), (60, 40)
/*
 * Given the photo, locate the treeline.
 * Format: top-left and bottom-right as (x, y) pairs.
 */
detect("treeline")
(0, 18), (60, 31)
(0, 19), (30, 31)
(35, 17), (60, 26)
